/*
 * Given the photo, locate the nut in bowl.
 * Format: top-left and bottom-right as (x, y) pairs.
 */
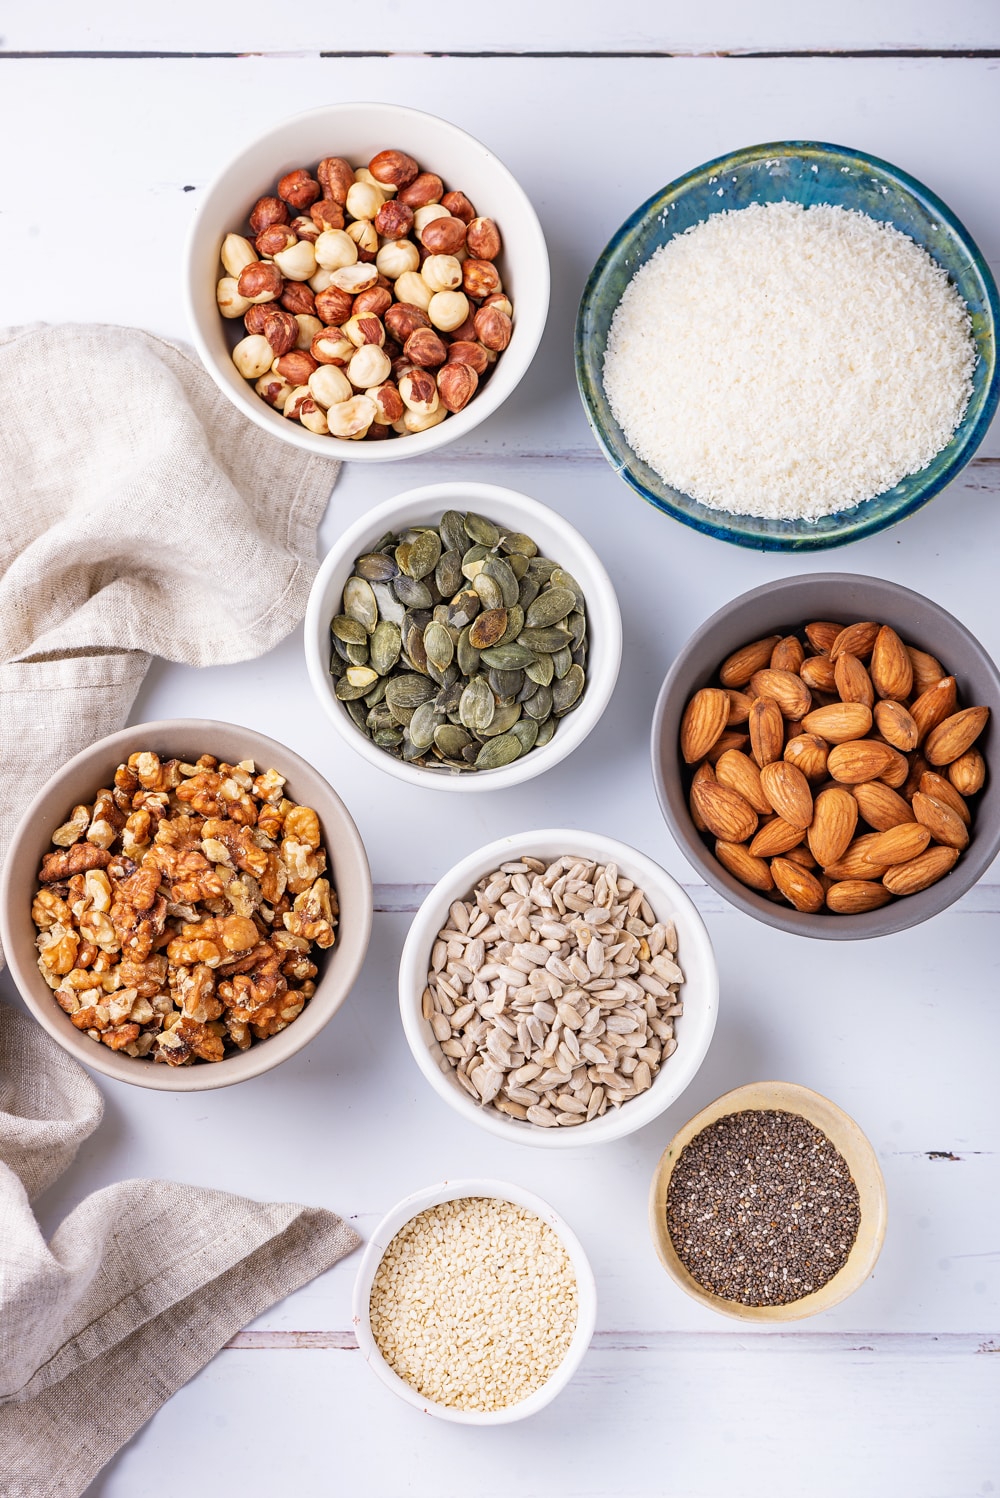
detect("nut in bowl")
(398, 830), (718, 1146)
(0, 721), (373, 1091)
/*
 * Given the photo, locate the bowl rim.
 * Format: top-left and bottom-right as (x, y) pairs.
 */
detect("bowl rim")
(0, 717), (373, 1091)
(648, 1080), (888, 1322)
(351, 1176), (597, 1423)
(397, 826), (719, 1146)
(650, 571), (1000, 939)
(303, 480), (623, 791)
(575, 138), (1000, 552)
(184, 99), (550, 463)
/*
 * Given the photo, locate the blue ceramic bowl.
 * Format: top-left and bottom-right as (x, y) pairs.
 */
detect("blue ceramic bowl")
(575, 141), (999, 552)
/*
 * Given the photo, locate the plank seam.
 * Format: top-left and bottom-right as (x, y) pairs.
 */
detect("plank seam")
(224, 1328), (1000, 1351)
(2, 49), (1000, 61)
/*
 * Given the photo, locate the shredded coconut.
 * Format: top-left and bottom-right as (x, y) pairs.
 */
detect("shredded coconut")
(602, 201), (976, 520)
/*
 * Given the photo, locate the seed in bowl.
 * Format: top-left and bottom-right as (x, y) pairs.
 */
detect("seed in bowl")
(332, 509), (587, 771)
(423, 855), (682, 1125)
(217, 148), (511, 442)
(369, 1196), (578, 1411)
(30, 752), (336, 1064)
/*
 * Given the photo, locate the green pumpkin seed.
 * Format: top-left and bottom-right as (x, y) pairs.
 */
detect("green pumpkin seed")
(345, 698), (368, 730)
(500, 531), (538, 559)
(392, 575), (433, 609)
(567, 610), (587, 649)
(525, 653), (554, 687)
(552, 664), (585, 715)
(329, 651), (346, 679)
(394, 541), (413, 576)
(343, 576), (378, 632)
(370, 620), (401, 676)
(517, 574), (542, 610)
(447, 589), (481, 628)
(551, 645), (574, 679)
(364, 678), (387, 708)
(407, 530), (442, 580)
(535, 717), (556, 747)
(481, 556), (519, 608)
(401, 734), (426, 763)
(472, 572), (504, 611)
(346, 640), (370, 666)
(507, 553), (530, 581)
(335, 674), (372, 701)
(355, 552), (399, 583)
(488, 667), (523, 699)
(371, 580), (405, 625)
(524, 683), (553, 721)
(423, 620), (455, 673)
(464, 512), (501, 547)
(468, 608), (508, 649)
(435, 548), (464, 598)
(373, 727), (404, 750)
(527, 557), (557, 582)
(518, 625), (573, 654)
(550, 567), (585, 609)
(385, 674), (437, 711)
(435, 679), (465, 715)
(459, 676), (496, 733)
(479, 702), (522, 737)
(511, 718), (539, 753)
(525, 586), (576, 629)
(402, 624), (429, 676)
(408, 701), (445, 749)
(434, 723), (473, 757)
(460, 544), (489, 580)
(495, 604), (525, 647)
(479, 641), (537, 670)
(439, 510), (468, 553)
(367, 704), (394, 733)
(456, 626), (481, 677)
(332, 614), (369, 646)
(475, 733), (522, 770)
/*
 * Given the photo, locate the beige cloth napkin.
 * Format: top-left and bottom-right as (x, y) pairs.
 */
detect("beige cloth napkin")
(0, 324), (360, 1496)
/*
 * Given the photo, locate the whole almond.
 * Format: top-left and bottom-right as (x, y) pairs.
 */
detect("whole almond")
(861, 822), (932, 867)
(749, 817), (805, 858)
(783, 843), (817, 870)
(720, 636), (781, 688)
(907, 645), (946, 696)
(801, 702), (873, 744)
(689, 761), (715, 832)
(824, 834), (891, 881)
(715, 749), (773, 814)
(925, 706), (989, 767)
(830, 621), (879, 661)
(800, 654), (837, 694)
(706, 731), (750, 763)
(748, 696), (785, 768)
(715, 840), (774, 892)
(826, 880), (893, 914)
(870, 625), (913, 700)
(834, 653), (875, 709)
(759, 761), (814, 829)
(783, 732), (829, 780)
(807, 786), (858, 866)
(852, 781), (915, 832)
(919, 771), (970, 826)
(949, 747), (986, 797)
(909, 676), (957, 743)
(874, 700), (919, 753)
(883, 844), (959, 896)
(750, 668), (812, 721)
(691, 780), (759, 842)
(680, 688), (730, 764)
(902, 752), (929, 803)
(771, 635), (805, 673)
(805, 621), (843, 654)
(827, 739), (897, 784)
(771, 858), (825, 913)
(726, 690), (754, 726)
(878, 746), (911, 790)
(911, 792), (969, 850)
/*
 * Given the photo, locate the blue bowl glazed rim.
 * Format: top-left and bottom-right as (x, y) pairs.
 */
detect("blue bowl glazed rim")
(575, 139), (1000, 553)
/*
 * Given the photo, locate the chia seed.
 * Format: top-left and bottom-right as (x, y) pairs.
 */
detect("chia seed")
(665, 1108), (862, 1307)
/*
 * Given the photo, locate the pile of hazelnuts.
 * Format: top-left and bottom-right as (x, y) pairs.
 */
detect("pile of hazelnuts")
(215, 148), (513, 441)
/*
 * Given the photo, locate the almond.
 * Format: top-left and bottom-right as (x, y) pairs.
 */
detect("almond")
(783, 732), (829, 780)
(827, 739), (898, 784)
(902, 752), (929, 803)
(715, 749), (772, 814)
(852, 781), (915, 832)
(834, 653), (875, 709)
(771, 858), (825, 913)
(801, 702), (873, 744)
(690, 780), (758, 843)
(824, 834), (891, 881)
(883, 844), (959, 896)
(748, 696), (785, 768)
(749, 817), (805, 858)
(759, 760), (814, 829)
(911, 792), (969, 850)
(680, 687), (730, 764)
(861, 822), (932, 867)
(870, 625), (913, 700)
(826, 879), (894, 914)
(750, 668), (812, 721)
(907, 645), (946, 696)
(719, 636), (781, 688)
(878, 745), (910, 789)
(873, 700), (919, 753)
(919, 771), (970, 826)
(726, 690), (754, 726)
(949, 747), (986, 797)
(924, 706), (990, 767)
(830, 621), (879, 661)
(807, 786), (858, 866)
(805, 621), (843, 654)
(909, 676), (957, 743)
(783, 843), (817, 869)
(706, 730), (750, 763)
(715, 840), (774, 892)
(688, 761), (715, 832)
(800, 654), (837, 694)
(770, 635), (805, 673)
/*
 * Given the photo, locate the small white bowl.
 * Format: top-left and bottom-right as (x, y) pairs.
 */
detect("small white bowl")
(186, 101), (549, 461)
(351, 1177), (597, 1424)
(398, 828), (719, 1145)
(304, 481), (622, 791)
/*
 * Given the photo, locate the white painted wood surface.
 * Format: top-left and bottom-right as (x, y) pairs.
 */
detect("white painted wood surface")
(1, 9), (999, 1495)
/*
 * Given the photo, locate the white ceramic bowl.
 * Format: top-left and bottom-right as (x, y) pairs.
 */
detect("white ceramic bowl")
(186, 101), (549, 460)
(351, 1177), (597, 1424)
(304, 481), (622, 790)
(398, 829), (719, 1145)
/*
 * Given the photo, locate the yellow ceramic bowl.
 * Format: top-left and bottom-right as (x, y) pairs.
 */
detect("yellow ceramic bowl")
(648, 1080), (887, 1322)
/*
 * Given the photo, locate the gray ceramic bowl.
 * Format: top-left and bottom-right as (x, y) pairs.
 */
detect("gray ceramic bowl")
(652, 575), (999, 939)
(0, 720), (373, 1090)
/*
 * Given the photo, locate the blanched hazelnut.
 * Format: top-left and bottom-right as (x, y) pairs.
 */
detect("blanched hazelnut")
(278, 169), (321, 209)
(317, 156), (354, 205)
(367, 381), (405, 424)
(345, 180), (383, 222)
(354, 166), (394, 196)
(421, 254), (463, 294)
(466, 216), (502, 260)
(399, 172), (444, 208)
(342, 314), (385, 348)
(401, 403), (447, 434)
(385, 301), (430, 343)
(348, 344), (392, 389)
(326, 394), (377, 439)
(437, 361), (478, 413)
(393, 271), (433, 312)
(419, 216), (466, 256)
(216, 276), (252, 319)
(463, 258), (502, 300)
(262, 307), (299, 356)
(311, 329), (354, 366)
(294, 313), (324, 349)
(232, 335), (274, 380)
(308, 364), (353, 408)
(369, 149), (419, 188)
(249, 196), (289, 234)
(310, 199), (345, 233)
(290, 213), (321, 244)
(281, 280), (318, 316)
(398, 368), (439, 416)
(376, 239), (420, 280)
(299, 401), (330, 435)
(474, 304), (512, 351)
(314, 284), (355, 324)
(283, 385), (312, 420)
(413, 203), (451, 237)
(274, 349), (319, 384)
(237, 261), (283, 304)
(441, 190), (476, 225)
(255, 224), (297, 258)
(255, 372), (293, 409)
(428, 290), (470, 333)
(374, 199), (415, 240)
(314, 228), (358, 271)
(353, 285), (393, 318)
(274, 239), (318, 282)
(447, 339), (491, 374)
(403, 327), (448, 368)
(346, 219), (378, 259)
(309, 267), (335, 293)
(330, 262), (378, 295)
(221, 233), (258, 278)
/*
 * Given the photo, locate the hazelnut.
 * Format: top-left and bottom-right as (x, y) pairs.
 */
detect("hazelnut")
(294, 313), (324, 349)
(474, 304), (512, 351)
(262, 307), (299, 357)
(317, 156), (354, 206)
(216, 276), (252, 319)
(447, 312), (480, 343)
(274, 349), (319, 384)
(447, 339), (490, 375)
(342, 314), (385, 349)
(481, 290), (513, 318)
(308, 364), (353, 408)
(326, 394), (377, 439)
(382, 335), (403, 364)
(355, 166), (394, 195)
(403, 327), (448, 368)
(290, 213), (321, 244)
(314, 285), (355, 324)
(255, 224), (297, 258)
(310, 200), (345, 233)
(314, 228), (358, 272)
(374, 199), (415, 240)
(367, 381), (405, 424)
(419, 216), (467, 256)
(221, 233), (258, 278)
(311, 330), (354, 366)
(345, 180), (383, 223)
(413, 203), (451, 237)
(330, 262), (378, 295)
(237, 261), (283, 304)
(280, 281), (317, 317)
(401, 403), (447, 434)
(399, 172), (444, 209)
(376, 239), (420, 280)
(346, 219), (379, 260)
(441, 190), (476, 225)
(364, 419), (391, 441)
(393, 271), (433, 313)
(283, 385), (312, 420)
(299, 399), (330, 435)
(385, 301), (431, 343)
(369, 149), (420, 188)
(348, 344), (392, 390)
(278, 168), (321, 209)
(232, 334), (274, 380)
(255, 372), (293, 409)
(421, 254), (463, 294)
(437, 361), (479, 413)
(462, 258), (502, 300)
(398, 368), (439, 416)
(309, 267), (335, 293)
(353, 286), (393, 318)
(273, 240), (318, 282)
(466, 217), (502, 261)
(249, 196), (289, 235)
(243, 304), (271, 335)
(428, 289), (470, 333)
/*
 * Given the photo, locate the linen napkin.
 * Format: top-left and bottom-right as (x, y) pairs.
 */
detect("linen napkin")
(0, 323), (360, 1496)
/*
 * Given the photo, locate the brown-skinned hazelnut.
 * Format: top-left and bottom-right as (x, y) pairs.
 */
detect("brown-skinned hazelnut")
(255, 373), (292, 409)
(419, 215), (467, 256)
(278, 169), (321, 209)
(441, 190), (476, 225)
(462, 258), (502, 301)
(353, 286), (393, 318)
(310, 199), (345, 233)
(346, 219), (379, 260)
(481, 291), (513, 318)
(280, 281), (317, 317)
(399, 172), (444, 209)
(447, 340), (490, 375)
(466, 217), (502, 260)
(342, 314), (385, 348)
(437, 362), (478, 413)
(310, 330), (354, 367)
(364, 419), (391, 440)
(317, 156), (354, 205)
(474, 305), (512, 351)
(382, 336), (402, 364)
(403, 327), (448, 368)
(398, 367), (439, 415)
(368, 381), (405, 424)
(237, 261), (284, 303)
(374, 199), (415, 240)
(255, 224), (297, 258)
(243, 304), (270, 335)
(275, 349), (319, 384)
(249, 196), (289, 234)
(262, 308), (299, 357)
(314, 285), (355, 325)
(447, 313), (480, 343)
(369, 149), (419, 188)
(385, 302), (431, 343)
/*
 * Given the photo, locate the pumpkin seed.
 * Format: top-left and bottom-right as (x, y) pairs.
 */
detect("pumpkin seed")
(364, 678), (387, 708)
(373, 727), (404, 749)
(346, 640), (369, 666)
(459, 675), (496, 733)
(518, 625), (573, 654)
(475, 733), (522, 770)
(481, 556), (519, 608)
(469, 608), (508, 649)
(489, 667), (523, 699)
(495, 605), (525, 647)
(456, 626), (481, 677)
(447, 590), (481, 628)
(517, 573), (542, 610)
(371, 580), (405, 625)
(328, 651), (346, 679)
(525, 653), (554, 687)
(434, 723), (473, 757)
(392, 575), (433, 609)
(567, 610), (587, 649)
(385, 674), (437, 711)
(525, 586), (576, 629)
(460, 544), (490, 580)
(439, 510), (468, 553)
(550, 567), (585, 609)
(479, 702), (522, 737)
(507, 553), (530, 581)
(435, 549), (464, 598)
(464, 512), (501, 547)
(423, 620), (455, 673)
(524, 683), (553, 721)
(500, 531), (538, 558)
(435, 679), (465, 716)
(552, 663), (585, 715)
(472, 572), (504, 611)
(345, 698), (368, 730)
(335, 672), (374, 701)
(551, 644), (574, 679)
(479, 641), (537, 670)
(370, 620), (401, 676)
(409, 701), (445, 749)
(332, 614), (369, 646)
(535, 717), (556, 747)
(355, 552), (399, 583)
(407, 530), (441, 580)
(511, 718), (539, 754)
(343, 576), (379, 632)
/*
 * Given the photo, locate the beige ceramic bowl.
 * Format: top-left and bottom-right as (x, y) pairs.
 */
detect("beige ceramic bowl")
(649, 1081), (887, 1322)
(0, 719), (373, 1092)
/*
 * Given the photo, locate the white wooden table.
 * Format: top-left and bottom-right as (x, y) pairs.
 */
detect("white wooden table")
(2, 5), (999, 1493)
